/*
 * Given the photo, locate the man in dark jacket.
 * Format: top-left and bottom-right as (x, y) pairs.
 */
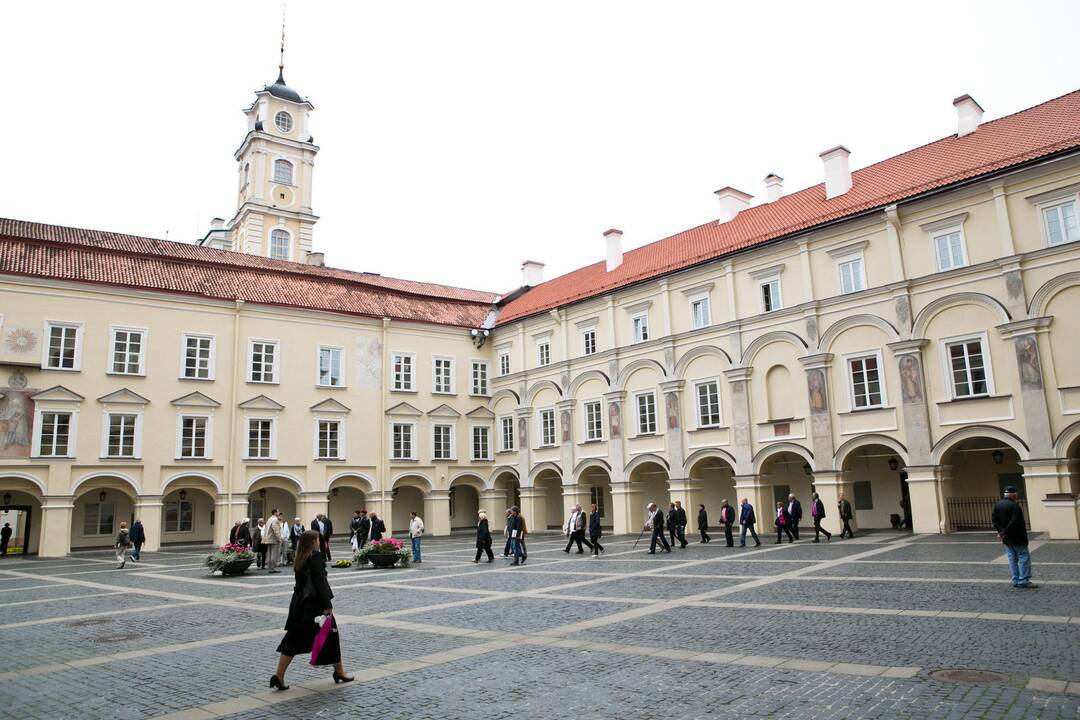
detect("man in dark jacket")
(311, 514), (334, 560)
(508, 506), (526, 566)
(0, 522), (11, 556)
(837, 493), (855, 539)
(236, 519), (252, 547)
(349, 510), (363, 549)
(697, 504), (710, 544)
(666, 503), (679, 548)
(646, 502), (671, 554)
(718, 499), (736, 547)
(992, 486), (1036, 588)
(673, 500), (689, 548)
(786, 494), (803, 540)
(810, 493), (831, 542)
(739, 498), (760, 547)
(588, 503), (604, 555)
(129, 518), (146, 561)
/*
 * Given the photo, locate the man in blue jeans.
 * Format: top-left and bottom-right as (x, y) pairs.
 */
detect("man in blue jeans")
(408, 511), (425, 564)
(991, 485), (1036, 588)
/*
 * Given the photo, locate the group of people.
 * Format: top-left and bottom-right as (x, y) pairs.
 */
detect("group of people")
(227, 513), (307, 572)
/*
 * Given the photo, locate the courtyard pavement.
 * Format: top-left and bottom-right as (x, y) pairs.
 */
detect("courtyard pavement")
(0, 530), (1078, 719)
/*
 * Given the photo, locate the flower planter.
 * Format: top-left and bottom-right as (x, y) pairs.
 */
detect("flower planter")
(368, 554), (399, 569)
(221, 558), (254, 575)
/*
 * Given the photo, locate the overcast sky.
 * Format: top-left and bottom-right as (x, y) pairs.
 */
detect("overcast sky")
(2, 1), (1078, 293)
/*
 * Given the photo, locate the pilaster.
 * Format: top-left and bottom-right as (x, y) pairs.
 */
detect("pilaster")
(518, 486), (547, 537)
(667, 477), (705, 533)
(39, 498), (73, 558)
(723, 367), (754, 472)
(809, 471), (846, 535)
(997, 318), (1054, 458)
(659, 379), (686, 475)
(608, 481), (644, 535)
(134, 495), (163, 552)
(904, 465), (949, 534)
(799, 353), (836, 471)
(887, 339), (933, 465)
(424, 489), (452, 537)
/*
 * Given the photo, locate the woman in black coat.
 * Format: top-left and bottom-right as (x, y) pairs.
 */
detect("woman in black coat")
(697, 504), (711, 543)
(774, 502), (795, 544)
(368, 512), (386, 542)
(474, 511), (494, 563)
(271, 530), (354, 690)
(588, 503), (604, 555)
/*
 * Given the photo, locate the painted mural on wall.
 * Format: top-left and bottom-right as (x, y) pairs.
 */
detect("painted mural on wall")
(608, 402), (621, 439)
(898, 355), (924, 403)
(560, 410), (571, 443)
(0, 369), (35, 458)
(1015, 335), (1043, 390)
(665, 392), (679, 431)
(806, 369), (828, 414)
(354, 337), (382, 391)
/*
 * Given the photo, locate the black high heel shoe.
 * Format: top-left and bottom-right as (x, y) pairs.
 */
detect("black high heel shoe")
(333, 671), (355, 684)
(269, 675), (289, 691)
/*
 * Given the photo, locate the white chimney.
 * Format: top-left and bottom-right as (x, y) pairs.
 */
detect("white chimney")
(604, 228), (623, 272)
(764, 174), (784, 203)
(953, 94), (984, 137)
(210, 217), (225, 231)
(819, 145), (852, 199)
(306, 251), (325, 267)
(521, 260), (545, 287)
(714, 187), (753, 223)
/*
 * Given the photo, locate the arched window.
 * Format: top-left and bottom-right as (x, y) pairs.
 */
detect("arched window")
(270, 229), (291, 260)
(274, 110), (293, 133)
(273, 159), (293, 185)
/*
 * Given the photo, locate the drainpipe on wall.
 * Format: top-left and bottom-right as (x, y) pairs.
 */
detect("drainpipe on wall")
(223, 299), (245, 535)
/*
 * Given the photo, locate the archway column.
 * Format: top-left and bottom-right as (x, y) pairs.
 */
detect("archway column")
(40, 497), (73, 557)
(668, 478), (704, 533)
(1021, 458), (1078, 535)
(518, 486), (547, 537)
(560, 483), (591, 517)
(297, 492), (327, 530)
(732, 474), (771, 530)
(799, 353), (836, 471)
(134, 495), (162, 552)
(808, 472), (847, 535)
(659, 380), (686, 475)
(998, 319), (1055, 457)
(905, 465), (949, 534)
(887, 340), (933, 464)
(424, 490), (451, 537)
(214, 498), (233, 545)
(479, 488), (508, 524)
(608, 481), (644, 535)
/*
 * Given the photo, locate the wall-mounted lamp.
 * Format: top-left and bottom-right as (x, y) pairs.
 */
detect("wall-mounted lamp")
(2, 492), (11, 506)
(470, 328), (491, 348)
(259, 488), (266, 498)
(98, 490), (107, 503)
(332, 488), (339, 497)
(802, 463), (812, 476)
(992, 449), (1005, 465)
(888, 457), (899, 472)
(178, 489), (187, 501)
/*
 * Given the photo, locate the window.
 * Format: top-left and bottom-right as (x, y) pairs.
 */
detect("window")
(392, 422), (415, 460)
(947, 337), (989, 398)
(273, 159), (293, 184)
(499, 351), (511, 376)
(631, 313), (649, 343)
(44, 322), (80, 370)
(164, 500), (194, 533)
(274, 110), (293, 133)
(590, 486), (605, 517)
(582, 328), (597, 356)
(270, 229), (290, 260)
(105, 413), (138, 458)
(433, 424), (453, 460)
(499, 416), (514, 452)
(933, 229), (967, 271)
(472, 425), (490, 460)
(695, 380), (721, 428)
(83, 502), (115, 536)
(848, 354), (884, 409)
(470, 361), (489, 395)
(690, 297), (711, 329)
(392, 352), (415, 391)
(178, 416), (208, 458)
(636, 392), (657, 435)
(110, 328), (145, 375)
(584, 400), (603, 441)
(182, 334), (214, 379)
(317, 420), (341, 459)
(37, 411), (72, 457)
(1043, 200), (1079, 246)
(761, 278), (782, 312)
(853, 480), (874, 510)
(539, 408), (556, 446)
(249, 341), (278, 383)
(838, 256), (865, 294)
(247, 418), (274, 459)
(433, 357), (454, 394)
(536, 340), (550, 367)
(318, 346), (343, 387)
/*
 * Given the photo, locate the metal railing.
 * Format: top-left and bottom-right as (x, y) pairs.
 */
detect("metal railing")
(946, 496), (1030, 531)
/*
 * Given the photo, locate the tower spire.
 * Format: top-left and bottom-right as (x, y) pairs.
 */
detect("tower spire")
(277, 0), (286, 83)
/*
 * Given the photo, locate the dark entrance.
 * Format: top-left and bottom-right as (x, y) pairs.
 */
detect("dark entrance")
(1, 505), (33, 557)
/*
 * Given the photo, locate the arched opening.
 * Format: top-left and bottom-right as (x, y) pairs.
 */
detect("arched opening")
(449, 478), (481, 530)
(247, 476), (299, 528)
(942, 437), (1025, 531)
(578, 465), (613, 529)
(391, 483), (426, 536)
(0, 478), (44, 556)
(840, 444), (908, 530)
(160, 485), (216, 546)
(759, 451), (814, 531)
(493, 471), (521, 511)
(71, 479), (136, 549)
(766, 365), (794, 420)
(533, 468), (564, 530)
(687, 454), (737, 526)
(628, 459), (670, 530)
(327, 475), (371, 539)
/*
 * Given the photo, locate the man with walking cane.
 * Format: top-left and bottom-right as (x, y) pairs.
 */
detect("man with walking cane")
(644, 502), (671, 555)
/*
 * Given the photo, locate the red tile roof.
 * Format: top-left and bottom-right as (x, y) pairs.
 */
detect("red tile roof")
(0, 218), (497, 328)
(497, 90), (1080, 325)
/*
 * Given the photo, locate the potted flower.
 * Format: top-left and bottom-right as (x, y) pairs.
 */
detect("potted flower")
(205, 543), (256, 576)
(354, 538), (411, 568)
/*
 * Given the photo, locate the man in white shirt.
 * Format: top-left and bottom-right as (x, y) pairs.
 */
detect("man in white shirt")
(644, 502), (671, 555)
(563, 504), (593, 554)
(263, 510), (283, 573)
(408, 511), (425, 564)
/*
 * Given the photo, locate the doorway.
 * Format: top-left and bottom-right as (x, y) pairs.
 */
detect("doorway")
(0, 505), (32, 557)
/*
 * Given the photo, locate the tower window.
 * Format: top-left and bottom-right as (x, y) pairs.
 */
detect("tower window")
(273, 159), (293, 185)
(270, 229), (290, 260)
(274, 111), (293, 133)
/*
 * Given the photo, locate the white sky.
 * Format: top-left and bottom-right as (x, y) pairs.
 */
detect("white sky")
(2, 1), (1078, 294)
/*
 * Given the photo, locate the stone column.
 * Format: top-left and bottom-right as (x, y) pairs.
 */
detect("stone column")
(298, 492), (328, 532)
(799, 353), (836, 471)
(424, 490), (451, 537)
(723, 368), (754, 474)
(609, 481), (644, 535)
(39, 498), (73, 558)
(214, 498), (232, 545)
(809, 472), (845, 535)
(888, 340), (933, 465)
(1019, 458), (1076, 533)
(668, 478), (705, 533)
(998, 319), (1054, 458)
(372, 491), (392, 535)
(1041, 492), (1080, 540)
(603, 390), (627, 478)
(904, 465), (949, 534)
(518, 486), (547, 536)
(560, 483), (591, 515)
(134, 495), (163, 552)
(479, 488), (508, 522)
(659, 379), (686, 476)
(733, 475), (770, 535)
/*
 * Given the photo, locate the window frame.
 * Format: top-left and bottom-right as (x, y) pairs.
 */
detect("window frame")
(163, 498), (195, 533)
(316, 345), (345, 388)
(432, 423), (455, 461)
(538, 407), (556, 447)
(930, 226), (969, 272)
(391, 421), (417, 460)
(535, 337), (551, 367)
(590, 486), (606, 517)
(176, 413), (213, 459)
(1040, 196), (1080, 247)
(179, 333), (216, 381)
(939, 331), (995, 401)
(391, 352), (417, 392)
(498, 415), (515, 452)
(470, 360), (490, 396)
(101, 411), (142, 459)
(582, 327), (597, 356)
(498, 351), (511, 377)
(42, 320), (83, 371)
(247, 339), (280, 384)
(836, 254), (866, 295)
(32, 409), (77, 458)
(635, 391), (658, 436)
(273, 158), (294, 185)
(82, 501), (116, 537)
(471, 424), (491, 461)
(844, 350), (887, 411)
(689, 294), (711, 330)
(269, 227), (291, 260)
(432, 356), (455, 395)
(274, 110), (293, 134)
(582, 399), (604, 442)
(245, 416), (277, 460)
(693, 378), (722, 429)
(315, 417), (344, 460)
(631, 312), (650, 344)
(107, 325), (148, 376)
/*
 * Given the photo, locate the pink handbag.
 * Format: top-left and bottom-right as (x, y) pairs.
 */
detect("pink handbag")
(309, 613), (334, 665)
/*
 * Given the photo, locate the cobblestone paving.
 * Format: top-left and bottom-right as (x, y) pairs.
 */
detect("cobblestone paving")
(0, 530), (1077, 719)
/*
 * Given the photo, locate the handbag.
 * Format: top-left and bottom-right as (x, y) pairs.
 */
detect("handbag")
(309, 613), (335, 665)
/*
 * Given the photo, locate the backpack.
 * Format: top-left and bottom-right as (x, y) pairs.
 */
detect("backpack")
(116, 528), (130, 548)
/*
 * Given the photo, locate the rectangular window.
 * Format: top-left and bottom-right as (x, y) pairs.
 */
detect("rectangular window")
(849, 355), (883, 409)
(182, 334), (214, 379)
(45, 322), (80, 370)
(247, 418), (274, 458)
(433, 424), (453, 460)
(636, 392), (657, 435)
(539, 408), (556, 446)
(392, 422), (415, 460)
(838, 257), (865, 294)
(761, 279), (781, 313)
(536, 341), (550, 367)
(164, 500), (194, 533)
(83, 502), (115, 536)
(584, 400), (603, 441)
(498, 352), (511, 377)
(318, 347), (343, 387)
(249, 341), (278, 383)
(317, 419), (341, 459)
(631, 313), (649, 343)
(853, 480), (874, 510)
(392, 352), (415, 391)
(582, 329), (597, 356)
(472, 425), (490, 460)
(106, 413), (137, 458)
(499, 416), (514, 451)
(933, 230), (967, 271)
(179, 416), (208, 458)
(433, 357), (454, 394)
(110, 328), (145, 375)
(947, 339), (989, 398)
(38, 411), (72, 456)
(590, 486), (605, 517)
(695, 380), (721, 428)
(690, 297), (711, 330)
(471, 361), (489, 395)
(1043, 200), (1079, 246)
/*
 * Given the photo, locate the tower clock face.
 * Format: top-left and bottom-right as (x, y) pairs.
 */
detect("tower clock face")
(274, 111), (293, 133)
(273, 185), (294, 207)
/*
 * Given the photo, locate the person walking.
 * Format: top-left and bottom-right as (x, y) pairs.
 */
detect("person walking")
(563, 504), (593, 554)
(253, 518), (267, 569)
(810, 493), (831, 542)
(719, 499), (736, 547)
(0, 522), (11, 556)
(264, 511), (283, 573)
(237, 518), (252, 547)
(899, 495), (912, 530)
(645, 502), (671, 554)
(475, 511), (494, 563)
(774, 502), (795, 544)
(114, 521), (132, 568)
(502, 508), (513, 557)
(992, 486), (1037, 589)
(408, 511), (425, 564)
(739, 498), (761, 547)
(786, 494), (803, 540)
(310, 513), (334, 561)
(368, 512), (386, 542)
(289, 517), (304, 562)
(588, 503), (605, 555)
(666, 503), (679, 549)
(674, 500), (689, 548)
(129, 518), (146, 562)
(837, 493), (855, 539)
(270, 530), (354, 691)
(508, 506), (526, 566)
(697, 504), (711, 544)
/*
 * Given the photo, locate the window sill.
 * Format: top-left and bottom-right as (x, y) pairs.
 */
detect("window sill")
(837, 406), (892, 416)
(42, 366), (80, 373)
(390, 388), (418, 394)
(31, 455), (75, 461)
(496, 449), (516, 455)
(315, 458), (346, 462)
(106, 371), (145, 378)
(634, 432), (659, 438)
(432, 391), (457, 397)
(100, 457), (140, 462)
(469, 393), (491, 399)
(689, 425), (728, 433)
(174, 457), (212, 462)
(178, 376), (215, 382)
(432, 457), (457, 463)
(936, 394), (1009, 406)
(315, 384), (347, 390)
(470, 458), (492, 463)
(243, 457), (278, 462)
(755, 417), (801, 427)
(578, 439), (605, 446)
(535, 444), (558, 450)
(247, 380), (280, 386)
(390, 458), (419, 463)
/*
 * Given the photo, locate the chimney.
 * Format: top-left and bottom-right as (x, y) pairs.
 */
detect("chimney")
(521, 260), (545, 287)
(819, 145), (852, 199)
(764, 174), (784, 203)
(953, 94), (984, 137)
(210, 217), (225, 231)
(604, 228), (623, 272)
(714, 187), (753, 223)
(306, 251), (325, 267)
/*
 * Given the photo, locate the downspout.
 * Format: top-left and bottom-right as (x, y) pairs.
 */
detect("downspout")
(224, 299), (244, 529)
